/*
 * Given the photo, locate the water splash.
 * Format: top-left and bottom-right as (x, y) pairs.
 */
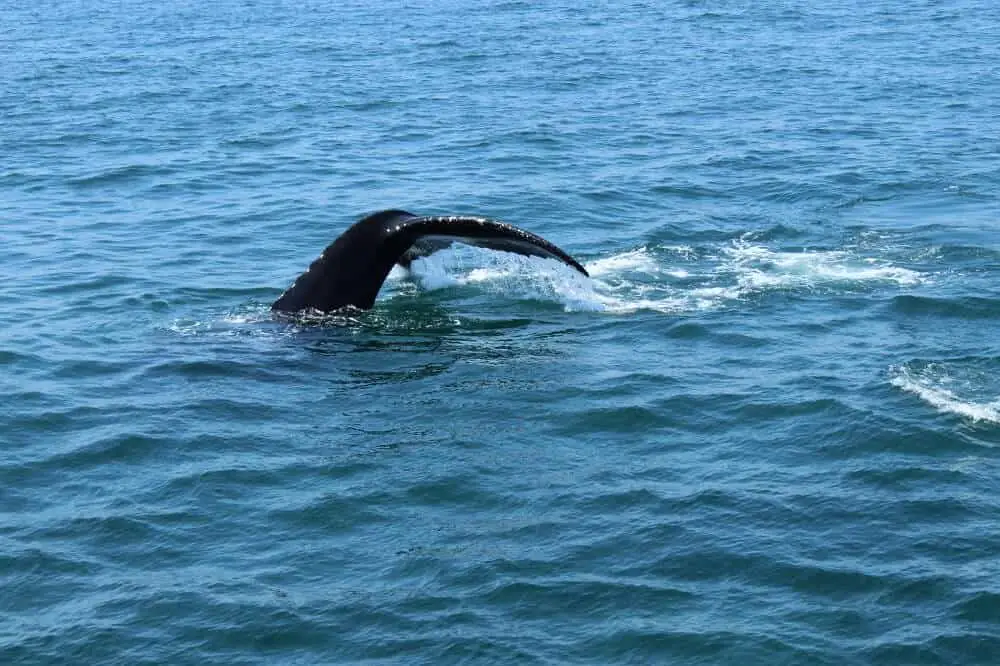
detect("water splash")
(400, 238), (927, 314)
(406, 245), (614, 311)
(586, 248), (665, 277)
(167, 237), (932, 328)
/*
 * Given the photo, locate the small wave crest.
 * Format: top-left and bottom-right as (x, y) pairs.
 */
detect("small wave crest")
(890, 361), (1000, 425)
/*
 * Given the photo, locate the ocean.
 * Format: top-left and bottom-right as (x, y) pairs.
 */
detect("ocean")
(3, 0), (1000, 663)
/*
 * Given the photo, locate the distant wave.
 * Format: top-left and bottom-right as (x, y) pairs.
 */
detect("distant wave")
(890, 295), (1000, 319)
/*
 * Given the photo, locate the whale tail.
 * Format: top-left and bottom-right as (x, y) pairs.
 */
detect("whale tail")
(271, 209), (588, 313)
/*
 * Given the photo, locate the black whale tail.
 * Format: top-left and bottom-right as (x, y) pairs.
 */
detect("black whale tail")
(271, 209), (588, 313)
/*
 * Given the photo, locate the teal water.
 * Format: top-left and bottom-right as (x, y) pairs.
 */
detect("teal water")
(4, 1), (1000, 663)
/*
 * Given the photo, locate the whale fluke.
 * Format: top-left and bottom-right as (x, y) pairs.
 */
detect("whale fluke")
(271, 209), (588, 313)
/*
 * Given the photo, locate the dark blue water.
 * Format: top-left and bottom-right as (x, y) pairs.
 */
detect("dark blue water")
(4, 1), (1000, 663)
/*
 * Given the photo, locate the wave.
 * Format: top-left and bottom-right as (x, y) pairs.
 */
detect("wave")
(890, 295), (1000, 319)
(890, 361), (1000, 425)
(67, 163), (175, 188)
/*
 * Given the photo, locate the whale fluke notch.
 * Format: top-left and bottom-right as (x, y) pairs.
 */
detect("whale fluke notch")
(271, 209), (588, 313)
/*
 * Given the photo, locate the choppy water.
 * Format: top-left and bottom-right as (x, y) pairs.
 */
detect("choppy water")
(4, 1), (1000, 663)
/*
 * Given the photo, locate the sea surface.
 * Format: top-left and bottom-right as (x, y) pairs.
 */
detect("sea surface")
(3, 1), (1000, 663)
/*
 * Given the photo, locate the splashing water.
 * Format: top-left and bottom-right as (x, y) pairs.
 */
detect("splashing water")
(399, 239), (928, 314)
(406, 245), (613, 311)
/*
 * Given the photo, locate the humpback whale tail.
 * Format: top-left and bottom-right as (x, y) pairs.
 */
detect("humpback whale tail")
(271, 209), (588, 313)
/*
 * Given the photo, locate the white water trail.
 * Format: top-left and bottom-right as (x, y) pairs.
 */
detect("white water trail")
(721, 241), (924, 291)
(392, 237), (929, 314)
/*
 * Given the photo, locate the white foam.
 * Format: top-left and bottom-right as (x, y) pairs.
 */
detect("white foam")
(405, 246), (602, 309)
(388, 236), (926, 315)
(586, 248), (662, 276)
(405, 245), (713, 314)
(890, 365), (1000, 425)
(722, 242), (923, 290)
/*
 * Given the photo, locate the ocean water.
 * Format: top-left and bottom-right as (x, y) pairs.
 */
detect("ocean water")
(3, 0), (1000, 663)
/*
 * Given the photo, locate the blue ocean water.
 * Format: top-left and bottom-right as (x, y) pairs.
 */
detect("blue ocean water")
(3, 0), (1000, 663)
